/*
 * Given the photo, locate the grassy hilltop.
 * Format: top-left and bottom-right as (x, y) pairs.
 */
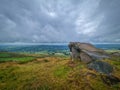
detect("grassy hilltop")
(0, 51), (120, 90)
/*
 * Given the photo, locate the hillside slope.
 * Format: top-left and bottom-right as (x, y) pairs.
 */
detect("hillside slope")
(0, 52), (120, 90)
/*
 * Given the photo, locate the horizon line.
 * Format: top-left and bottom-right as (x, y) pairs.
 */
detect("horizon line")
(0, 42), (120, 45)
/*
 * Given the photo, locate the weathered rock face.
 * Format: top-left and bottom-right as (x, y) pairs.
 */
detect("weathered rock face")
(68, 42), (109, 63)
(88, 61), (113, 74)
(80, 52), (93, 63)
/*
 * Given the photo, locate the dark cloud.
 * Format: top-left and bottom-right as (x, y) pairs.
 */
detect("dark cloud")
(0, 0), (120, 43)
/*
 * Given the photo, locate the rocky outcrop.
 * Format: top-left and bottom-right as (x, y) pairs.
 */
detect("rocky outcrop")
(88, 61), (113, 74)
(68, 42), (120, 86)
(68, 42), (109, 63)
(68, 42), (112, 74)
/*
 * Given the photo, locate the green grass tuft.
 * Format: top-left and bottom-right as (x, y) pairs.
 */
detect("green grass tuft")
(54, 66), (71, 78)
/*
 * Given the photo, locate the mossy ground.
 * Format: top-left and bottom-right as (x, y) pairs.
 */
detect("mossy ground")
(0, 52), (120, 90)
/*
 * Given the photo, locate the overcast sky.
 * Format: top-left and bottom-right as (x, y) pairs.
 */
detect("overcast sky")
(0, 0), (120, 43)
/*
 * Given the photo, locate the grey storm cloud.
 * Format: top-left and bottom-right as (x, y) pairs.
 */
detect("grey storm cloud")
(0, 0), (120, 43)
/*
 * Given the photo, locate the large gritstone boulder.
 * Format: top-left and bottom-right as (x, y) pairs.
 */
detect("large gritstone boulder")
(68, 42), (109, 63)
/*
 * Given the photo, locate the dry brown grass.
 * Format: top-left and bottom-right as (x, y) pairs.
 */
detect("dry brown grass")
(0, 54), (120, 90)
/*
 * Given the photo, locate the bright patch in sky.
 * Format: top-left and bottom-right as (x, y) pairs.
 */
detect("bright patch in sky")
(49, 12), (57, 17)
